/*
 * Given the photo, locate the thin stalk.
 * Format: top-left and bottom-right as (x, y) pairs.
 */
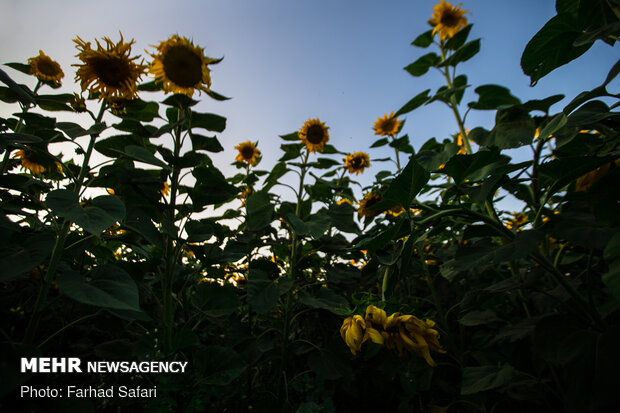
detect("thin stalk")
(162, 107), (184, 354)
(24, 101), (107, 344)
(439, 43), (472, 154)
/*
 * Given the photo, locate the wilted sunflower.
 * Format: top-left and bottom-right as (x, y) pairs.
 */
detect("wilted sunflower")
(299, 118), (330, 153)
(149, 35), (219, 97)
(373, 112), (401, 136)
(70, 93), (87, 112)
(340, 315), (366, 355)
(429, 0), (468, 41)
(13, 149), (45, 175)
(344, 152), (370, 175)
(358, 192), (383, 217)
(74, 34), (147, 100)
(28, 50), (64, 86)
(234, 141), (261, 166)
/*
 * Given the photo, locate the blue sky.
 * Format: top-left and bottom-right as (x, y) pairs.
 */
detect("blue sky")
(1, 0), (617, 203)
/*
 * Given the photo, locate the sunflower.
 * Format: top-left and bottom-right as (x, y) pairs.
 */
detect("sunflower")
(299, 118), (330, 153)
(358, 192), (383, 217)
(429, 0), (468, 41)
(456, 130), (467, 154)
(13, 149), (45, 175)
(160, 182), (170, 197)
(344, 152), (370, 175)
(70, 93), (87, 112)
(149, 35), (219, 97)
(74, 34), (147, 100)
(373, 112), (401, 137)
(234, 141), (261, 166)
(28, 50), (64, 86)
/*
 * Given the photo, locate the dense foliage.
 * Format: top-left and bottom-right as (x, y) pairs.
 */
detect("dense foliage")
(1, 1), (619, 412)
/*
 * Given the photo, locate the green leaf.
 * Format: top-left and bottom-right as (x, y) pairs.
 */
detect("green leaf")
(440, 39), (480, 67)
(246, 191), (274, 231)
(521, 13), (594, 85)
(444, 24), (473, 50)
(195, 346), (247, 385)
(206, 89), (231, 101)
(57, 265), (141, 311)
(46, 190), (126, 235)
(370, 137), (389, 148)
(189, 112), (226, 132)
(263, 162), (290, 191)
(247, 270), (279, 314)
(286, 212), (331, 239)
(461, 364), (517, 395)
(471, 108), (536, 149)
(395, 89), (431, 117)
(0, 233), (55, 282)
(56, 122), (106, 139)
(404, 53), (440, 77)
(373, 156), (429, 210)
(192, 283), (240, 317)
(162, 93), (198, 108)
(468, 85), (521, 110)
(459, 309), (501, 326)
(121, 145), (171, 170)
(298, 287), (350, 315)
(411, 30), (434, 47)
(279, 132), (300, 141)
(326, 203), (359, 234)
(0, 67), (35, 104)
(190, 133), (223, 152)
(189, 166), (239, 207)
(538, 113), (568, 140)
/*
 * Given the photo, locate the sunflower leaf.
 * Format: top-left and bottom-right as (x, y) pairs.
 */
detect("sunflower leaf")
(189, 111), (226, 133)
(46, 190), (126, 235)
(439, 39), (481, 67)
(404, 53), (440, 77)
(411, 30), (434, 48)
(206, 89), (231, 101)
(444, 24), (473, 50)
(162, 93), (199, 108)
(190, 133), (224, 152)
(395, 89), (431, 117)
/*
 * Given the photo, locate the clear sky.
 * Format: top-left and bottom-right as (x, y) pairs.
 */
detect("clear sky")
(1, 0), (617, 202)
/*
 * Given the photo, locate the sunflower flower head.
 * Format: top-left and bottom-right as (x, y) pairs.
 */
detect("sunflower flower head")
(74, 33), (147, 100)
(149, 35), (219, 97)
(28, 50), (64, 86)
(13, 149), (46, 175)
(234, 141), (261, 166)
(373, 112), (401, 137)
(160, 182), (170, 197)
(344, 152), (370, 175)
(429, 0), (468, 41)
(358, 192), (383, 217)
(339, 305), (445, 365)
(70, 93), (87, 112)
(299, 118), (330, 153)
(340, 315), (366, 355)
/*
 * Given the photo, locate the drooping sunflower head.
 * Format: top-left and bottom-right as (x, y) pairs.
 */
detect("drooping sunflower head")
(344, 152), (370, 175)
(299, 118), (330, 153)
(373, 112), (401, 137)
(28, 50), (64, 86)
(74, 34), (147, 100)
(149, 35), (219, 97)
(234, 141), (261, 166)
(13, 149), (46, 175)
(429, 0), (468, 41)
(358, 191), (383, 217)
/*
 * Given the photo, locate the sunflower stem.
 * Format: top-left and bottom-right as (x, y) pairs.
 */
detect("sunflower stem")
(439, 43), (472, 154)
(24, 101), (106, 344)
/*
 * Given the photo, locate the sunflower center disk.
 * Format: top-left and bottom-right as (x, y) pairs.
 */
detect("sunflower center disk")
(241, 146), (255, 159)
(92, 57), (132, 88)
(351, 158), (362, 168)
(38, 59), (60, 76)
(306, 125), (325, 144)
(440, 11), (459, 27)
(162, 46), (203, 88)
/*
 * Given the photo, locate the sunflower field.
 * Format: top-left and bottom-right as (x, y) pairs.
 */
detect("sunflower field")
(1, 0), (619, 412)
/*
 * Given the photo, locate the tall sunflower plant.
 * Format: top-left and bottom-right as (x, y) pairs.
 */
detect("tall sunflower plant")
(341, 0), (620, 411)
